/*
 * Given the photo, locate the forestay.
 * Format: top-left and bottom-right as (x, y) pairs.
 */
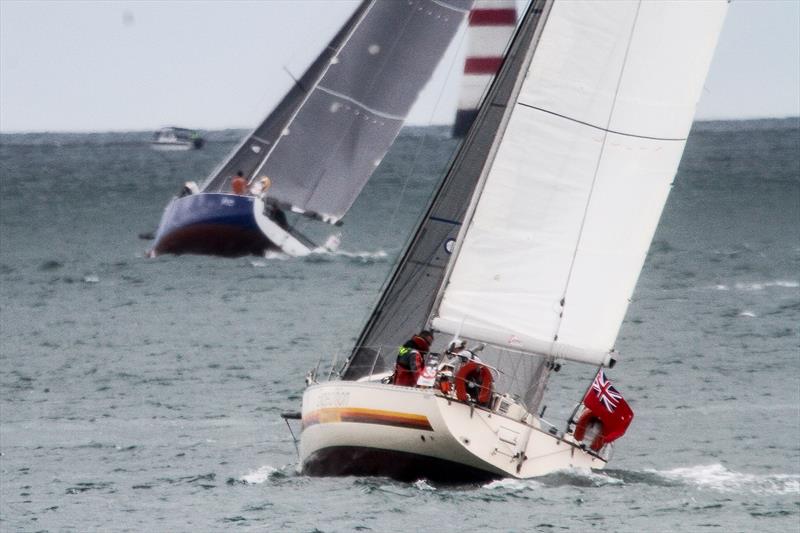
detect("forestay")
(431, 0), (728, 366)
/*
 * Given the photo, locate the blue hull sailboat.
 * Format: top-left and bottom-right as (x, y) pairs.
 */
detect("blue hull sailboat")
(149, 0), (472, 258)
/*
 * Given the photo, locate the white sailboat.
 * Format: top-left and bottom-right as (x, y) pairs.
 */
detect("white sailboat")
(297, 0), (728, 482)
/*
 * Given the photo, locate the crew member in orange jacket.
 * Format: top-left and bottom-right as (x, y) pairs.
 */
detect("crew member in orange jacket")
(231, 171), (248, 195)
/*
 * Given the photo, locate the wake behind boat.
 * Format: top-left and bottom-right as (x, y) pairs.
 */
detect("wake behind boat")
(149, 0), (472, 258)
(294, 0), (728, 482)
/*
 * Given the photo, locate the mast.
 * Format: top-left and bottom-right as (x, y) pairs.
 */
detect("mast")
(341, 0), (553, 380)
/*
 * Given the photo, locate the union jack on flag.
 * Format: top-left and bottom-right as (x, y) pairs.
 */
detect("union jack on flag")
(591, 370), (623, 412)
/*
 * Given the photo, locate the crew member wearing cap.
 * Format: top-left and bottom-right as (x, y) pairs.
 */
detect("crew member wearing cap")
(393, 330), (434, 387)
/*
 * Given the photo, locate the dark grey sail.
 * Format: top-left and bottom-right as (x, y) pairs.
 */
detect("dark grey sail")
(257, 0), (473, 223)
(201, 1), (373, 194)
(342, 0), (552, 381)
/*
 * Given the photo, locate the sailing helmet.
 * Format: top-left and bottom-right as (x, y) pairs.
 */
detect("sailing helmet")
(448, 338), (466, 352)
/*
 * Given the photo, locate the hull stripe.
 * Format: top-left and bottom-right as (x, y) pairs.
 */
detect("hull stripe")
(303, 407), (433, 431)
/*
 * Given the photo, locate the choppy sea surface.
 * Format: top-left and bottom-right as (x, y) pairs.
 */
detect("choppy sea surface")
(1, 119), (798, 532)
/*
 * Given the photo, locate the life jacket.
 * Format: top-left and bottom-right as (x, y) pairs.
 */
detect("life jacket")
(395, 345), (419, 370)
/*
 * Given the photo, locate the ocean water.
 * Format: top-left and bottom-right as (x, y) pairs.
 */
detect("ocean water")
(1, 119), (798, 532)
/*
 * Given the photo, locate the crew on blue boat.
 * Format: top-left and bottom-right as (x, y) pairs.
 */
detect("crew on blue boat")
(231, 170), (247, 195)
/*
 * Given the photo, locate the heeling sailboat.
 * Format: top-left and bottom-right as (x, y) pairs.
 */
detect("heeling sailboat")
(298, 0), (728, 481)
(149, 0), (472, 258)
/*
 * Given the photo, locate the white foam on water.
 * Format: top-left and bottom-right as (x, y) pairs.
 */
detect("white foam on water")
(264, 251), (289, 261)
(330, 249), (388, 261)
(83, 275), (99, 283)
(248, 246), (388, 264)
(708, 280), (798, 291)
(240, 465), (278, 484)
(650, 464), (800, 496)
(734, 280), (799, 291)
(565, 467), (625, 486)
(482, 478), (543, 491)
(249, 251), (289, 266)
(413, 479), (436, 491)
(738, 310), (757, 317)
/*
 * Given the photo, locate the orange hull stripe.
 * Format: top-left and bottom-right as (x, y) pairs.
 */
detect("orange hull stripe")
(303, 407), (433, 431)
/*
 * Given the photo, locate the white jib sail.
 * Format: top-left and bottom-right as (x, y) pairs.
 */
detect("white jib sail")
(432, 0), (728, 366)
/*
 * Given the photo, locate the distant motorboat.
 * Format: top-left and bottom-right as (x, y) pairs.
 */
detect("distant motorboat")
(150, 127), (204, 151)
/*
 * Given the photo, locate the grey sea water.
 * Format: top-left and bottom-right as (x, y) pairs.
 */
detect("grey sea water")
(1, 119), (798, 532)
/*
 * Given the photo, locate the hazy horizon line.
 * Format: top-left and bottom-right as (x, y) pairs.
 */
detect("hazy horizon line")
(1, 115), (798, 135)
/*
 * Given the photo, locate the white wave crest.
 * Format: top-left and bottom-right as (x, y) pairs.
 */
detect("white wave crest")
(483, 468), (623, 491)
(327, 249), (388, 261)
(651, 464), (800, 496)
(483, 478), (543, 491)
(248, 246), (389, 264)
(249, 253), (288, 266)
(734, 280), (799, 291)
(738, 310), (757, 317)
(413, 479), (436, 491)
(710, 280), (798, 291)
(240, 465), (278, 484)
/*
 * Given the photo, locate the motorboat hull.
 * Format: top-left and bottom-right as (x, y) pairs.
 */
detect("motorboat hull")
(150, 193), (271, 257)
(150, 142), (196, 152)
(300, 381), (606, 482)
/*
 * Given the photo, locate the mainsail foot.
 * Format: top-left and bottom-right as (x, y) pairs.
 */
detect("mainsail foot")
(300, 381), (606, 483)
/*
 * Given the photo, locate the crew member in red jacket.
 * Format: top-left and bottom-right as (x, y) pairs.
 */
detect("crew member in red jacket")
(393, 330), (434, 387)
(231, 170), (248, 195)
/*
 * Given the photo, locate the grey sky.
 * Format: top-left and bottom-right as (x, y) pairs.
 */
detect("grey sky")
(1, 0), (798, 133)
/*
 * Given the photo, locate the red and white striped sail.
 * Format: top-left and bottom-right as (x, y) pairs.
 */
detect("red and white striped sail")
(452, 0), (518, 137)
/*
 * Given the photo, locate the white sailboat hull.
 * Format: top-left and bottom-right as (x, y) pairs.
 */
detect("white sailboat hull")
(300, 381), (606, 482)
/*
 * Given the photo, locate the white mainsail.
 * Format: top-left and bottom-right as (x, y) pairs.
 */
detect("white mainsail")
(432, 0), (728, 366)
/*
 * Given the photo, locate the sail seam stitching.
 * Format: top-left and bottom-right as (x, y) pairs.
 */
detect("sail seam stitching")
(316, 85), (406, 121)
(516, 103), (687, 142)
(430, 0), (471, 14)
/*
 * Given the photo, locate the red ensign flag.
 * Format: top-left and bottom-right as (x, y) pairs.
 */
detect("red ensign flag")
(582, 370), (634, 444)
